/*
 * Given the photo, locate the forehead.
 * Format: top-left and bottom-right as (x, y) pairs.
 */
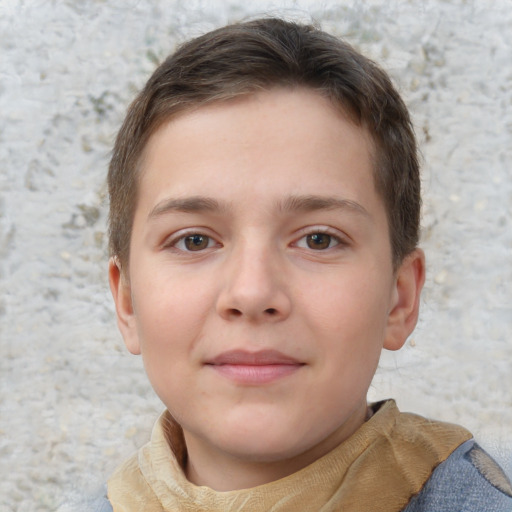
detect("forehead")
(136, 88), (381, 220)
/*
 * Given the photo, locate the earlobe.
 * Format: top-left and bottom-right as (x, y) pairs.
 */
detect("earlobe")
(108, 257), (141, 355)
(384, 249), (426, 351)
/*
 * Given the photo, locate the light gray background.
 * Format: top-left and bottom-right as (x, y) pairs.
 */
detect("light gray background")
(1, 1), (511, 510)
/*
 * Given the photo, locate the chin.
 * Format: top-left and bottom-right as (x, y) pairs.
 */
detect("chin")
(212, 421), (316, 463)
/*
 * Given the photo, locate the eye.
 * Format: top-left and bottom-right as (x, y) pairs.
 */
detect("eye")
(173, 233), (217, 252)
(295, 232), (341, 250)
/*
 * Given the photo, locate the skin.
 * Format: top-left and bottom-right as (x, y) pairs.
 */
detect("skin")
(109, 88), (425, 491)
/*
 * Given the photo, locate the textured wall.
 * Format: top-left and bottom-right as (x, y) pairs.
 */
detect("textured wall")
(0, 1), (511, 510)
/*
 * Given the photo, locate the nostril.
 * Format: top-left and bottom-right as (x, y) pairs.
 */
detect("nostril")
(265, 308), (277, 315)
(228, 308), (243, 317)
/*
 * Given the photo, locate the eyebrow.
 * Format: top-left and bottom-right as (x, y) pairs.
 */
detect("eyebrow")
(278, 195), (370, 217)
(148, 196), (227, 219)
(147, 194), (369, 219)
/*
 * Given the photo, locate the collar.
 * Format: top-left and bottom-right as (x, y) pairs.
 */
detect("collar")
(108, 400), (472, 512)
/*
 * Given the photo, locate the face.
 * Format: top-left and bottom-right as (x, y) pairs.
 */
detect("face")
(110, 88), (424, 487)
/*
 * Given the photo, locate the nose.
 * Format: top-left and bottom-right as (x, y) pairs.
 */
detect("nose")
(215, 242), (292, 323)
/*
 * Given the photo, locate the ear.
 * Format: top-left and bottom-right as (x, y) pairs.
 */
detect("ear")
(384, 249), (425, 351)
(108, 257), (141, 355)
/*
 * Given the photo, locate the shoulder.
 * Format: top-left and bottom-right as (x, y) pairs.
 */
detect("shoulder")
(92, 495), (113, 512)
(404, 439), (512, 512)
(56, 491), (113, 512)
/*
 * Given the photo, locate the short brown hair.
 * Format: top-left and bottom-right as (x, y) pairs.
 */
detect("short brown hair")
(108, 17), (420, 270)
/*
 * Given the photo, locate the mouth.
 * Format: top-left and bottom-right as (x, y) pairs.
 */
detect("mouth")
(205, 349), (305, 385)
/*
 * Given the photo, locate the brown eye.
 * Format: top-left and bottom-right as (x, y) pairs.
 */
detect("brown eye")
(184, 234), (210, 251)
(306, 233), (333, 250)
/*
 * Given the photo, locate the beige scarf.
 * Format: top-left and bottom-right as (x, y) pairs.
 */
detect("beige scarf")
(108, 400), (471, 512)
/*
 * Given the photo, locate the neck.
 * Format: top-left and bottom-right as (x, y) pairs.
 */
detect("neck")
(183, 402), (368, 491)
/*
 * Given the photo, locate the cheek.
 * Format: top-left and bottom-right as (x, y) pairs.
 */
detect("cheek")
(131, 272), (216, 364)
(132, 280), (200, 407)
(307, 271), (391, 329)
(299, 271), (392, 377)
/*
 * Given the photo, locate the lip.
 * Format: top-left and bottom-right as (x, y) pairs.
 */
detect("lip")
(205, 349), (304, 385)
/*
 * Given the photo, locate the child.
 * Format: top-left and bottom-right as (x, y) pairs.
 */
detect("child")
(100, 17), (512, 511)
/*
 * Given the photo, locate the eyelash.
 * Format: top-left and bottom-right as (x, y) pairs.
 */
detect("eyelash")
(163, 227), (348, 253)
(163, 230), (220, 253)
(293, 227), (347, 251)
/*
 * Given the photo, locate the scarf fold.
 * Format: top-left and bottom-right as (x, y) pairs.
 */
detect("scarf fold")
(108, 400), (472, 512)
